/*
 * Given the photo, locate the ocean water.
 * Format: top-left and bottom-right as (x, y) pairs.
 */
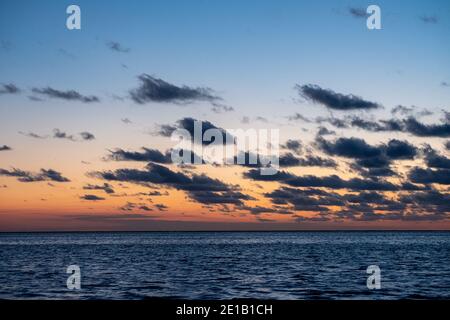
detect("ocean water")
(0, 231), (449, 300)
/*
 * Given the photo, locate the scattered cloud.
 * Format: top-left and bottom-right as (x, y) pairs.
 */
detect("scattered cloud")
(296, 84), (380, 110)
(106, 41), (130, 53)
(0, 83), (20, 95)
(130, 74), (221, 105)
(80, 194), (105, 201)
(0, 168), (70, 182)
(32, 87), (100, 103)
(348, 7), (367, 18)
(420, 15), (438, 24)
(83, 183), (115, 194)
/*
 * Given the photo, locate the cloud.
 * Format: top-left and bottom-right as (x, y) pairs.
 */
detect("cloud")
(316, 137), (382, 159)
(53, 129), (76, 141)
(107, 148), (172, 164)
(18, 131), (48, 139)
(317, 126), (336, 136)
(211, 104), (234, 113)
(265, 187), (343, 211)
(420, 15), (438, 24)
(0, 168), (70, 182)
(279, 153), (336, 168)
(244, 168), (399, 191)
(130, 74), (221, 105)
(157, 117), (234, 145)
(80, 194), (105, 201)
(189, 190), (253, 205)
(106, 41), (130, 53)
(92, 163), (250, 206)
(0, 83), (20, 95)
(287, 113), (312, 122)
(106, 147), (203, 165)
(423, 146), (450, 169)
(32, 87), (100, 103)
(403, 117), (450, 137)
(121, 118), (132, 124)
(322, 114), (450, 137)
(385, 139), (417, 160)
(119, 202), (153, 212)
(80, 132), (95, 141)
(408, 167), (450, 185)
(0, 145), (12, 151)
(52, 129), (95, 142)
(83, 183), (115, 194)
(281, 139), (302, 154)
(155, 204), (168, 211)
(297, 84), (380, 110)
(348, 7), (367, 18)
(391, 105), (414, 116)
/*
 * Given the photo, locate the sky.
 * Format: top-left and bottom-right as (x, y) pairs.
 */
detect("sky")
(0, 0), (449, 231)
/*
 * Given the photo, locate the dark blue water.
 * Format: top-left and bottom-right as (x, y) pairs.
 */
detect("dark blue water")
(0, 232), (449, 299)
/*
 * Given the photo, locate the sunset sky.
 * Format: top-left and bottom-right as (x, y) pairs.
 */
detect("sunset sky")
(1, 0), (449, 231)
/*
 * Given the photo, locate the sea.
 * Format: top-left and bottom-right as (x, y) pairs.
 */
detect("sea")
(0, 231), (449, 300)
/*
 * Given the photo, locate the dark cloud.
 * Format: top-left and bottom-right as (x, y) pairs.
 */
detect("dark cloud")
(80, 132), (95, 141)
(317, 137), (417, 163)
(316, 137), (382, 159)
(408, 167), (450, 185)
(157, 117), (234, 145)
(265, 187), (343, 212)
(391, 105), (414, 116)
(0, 83), (20, 95)
(317, 126), (336, 136)
(287, 113), (312, 122)
(316, 116), (349, 128)
(279, 153), (336, 168)
(106, 41), (130, 53)
(92, 163), (250, 206)
(423, 147), (450, 169)
(420, 15), (438, 24)
(211, 104), (234, 113)
(83, 183), (115, 194)
(244, 169), (399, 191)
(119, 202), (153, 212)
(297, 84), (380, 110)
(106, 147), (203, 165)
(154, 204), (168, 211)
(348, 7), (367, 18)
(445, 141), (450, 150)
(107, 148), (171, 164)
(32, 87), (100, 103)
(80, 194), (105, 201)
(281, 139), (302, 154)
(189, 190), (253, 205)
(18, 131), (47, 139)
(130, 74), (221, 105)
(53, 129), (76, 141)
(323, 115), (450, 137)
(385, 139), (417, 160)
(403, 117), (450, 137)
(0, 145), (12, 151)
(0, 168), (70, 182)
